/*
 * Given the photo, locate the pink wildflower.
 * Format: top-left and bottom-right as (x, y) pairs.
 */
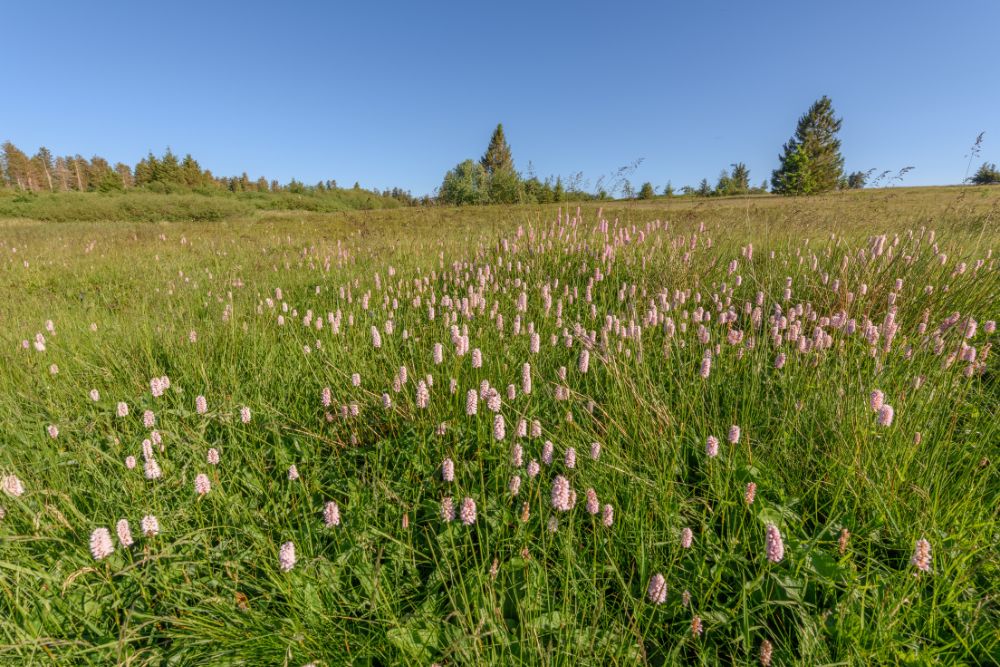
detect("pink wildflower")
(90, 527), (114, 560)
(279, 541), (296, 572)
(680, 527), (694, 549)
(323, 501), (341, 527)
(647, 573), (667, 604)
(141, 515), (159, 537)
(706, 435), (720, 458)
(460, 497), (477, 525)
(551, 475), (572, 511)
(765, 523), (785, 563)
(116, 519), (134, 547)
(602, 504), (614, 527)
(194, 473), (211, 495)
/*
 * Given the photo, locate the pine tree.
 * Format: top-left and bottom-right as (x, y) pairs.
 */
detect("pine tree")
(480, 124), (514, 175)
(638, 182), (655, 200)
(771, 96), (844, 195)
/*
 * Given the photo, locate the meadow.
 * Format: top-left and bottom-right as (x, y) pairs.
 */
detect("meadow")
(0, 186), (997, 665)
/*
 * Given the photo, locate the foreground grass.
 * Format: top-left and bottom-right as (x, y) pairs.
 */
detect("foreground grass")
(0, 188), (997, 665)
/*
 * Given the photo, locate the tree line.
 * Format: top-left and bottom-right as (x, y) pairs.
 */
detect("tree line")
(440, 97), (999, 205)
(0, 143), (424, 205)
(6, 101), (997, 207)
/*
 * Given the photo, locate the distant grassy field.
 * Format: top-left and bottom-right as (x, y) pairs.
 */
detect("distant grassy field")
(0, 186), (997, 665)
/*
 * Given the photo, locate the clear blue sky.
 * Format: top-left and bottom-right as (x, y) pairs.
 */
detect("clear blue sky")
(4, 0), (999, 194)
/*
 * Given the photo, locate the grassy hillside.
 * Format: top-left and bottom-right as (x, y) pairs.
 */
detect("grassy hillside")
(0, 187), (997, 665)
(0, 187), (409, 222)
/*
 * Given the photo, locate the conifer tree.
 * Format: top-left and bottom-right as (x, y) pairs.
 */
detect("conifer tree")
(771, 96), (844, 195)
(729, 163), (750, 193)
(480, 124), (514, 175)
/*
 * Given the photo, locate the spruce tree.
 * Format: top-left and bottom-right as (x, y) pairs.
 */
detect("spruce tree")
(480, 124), (514, 175)
(730, 163), (750, 193)
(771, 96), (844, 195)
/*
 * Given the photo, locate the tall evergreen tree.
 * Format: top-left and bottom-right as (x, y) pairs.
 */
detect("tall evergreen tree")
(771, 96), (844, 195)
(729, 162), (750, 193)
(480, 124), (514, 175)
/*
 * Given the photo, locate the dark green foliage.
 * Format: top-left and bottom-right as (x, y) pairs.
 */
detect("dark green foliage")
(480, 124), (514, 175)
(844, 171), (867, 189)
(697, 179), (712, 197)
(638, 182), (655, 199)
(729, 163), (750, 193)
(967, 162), (1000, 185)
(771, 96), (844, 195)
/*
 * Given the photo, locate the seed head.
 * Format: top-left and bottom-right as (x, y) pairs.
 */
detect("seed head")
(508, 475), (521, 496)
(759, 639), (773, 666)
(911, 537), (932, 573)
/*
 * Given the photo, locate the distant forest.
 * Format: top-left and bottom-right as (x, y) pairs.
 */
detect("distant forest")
(0, 141), (425, 206)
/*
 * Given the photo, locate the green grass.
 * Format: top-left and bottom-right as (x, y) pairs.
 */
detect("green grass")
(0, 187), (997, 665)
(0, 187), (407, 223)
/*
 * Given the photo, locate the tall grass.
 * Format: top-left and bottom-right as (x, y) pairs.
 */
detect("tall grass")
(0, 188), (997, 665)
(0, 187), (405, 223)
